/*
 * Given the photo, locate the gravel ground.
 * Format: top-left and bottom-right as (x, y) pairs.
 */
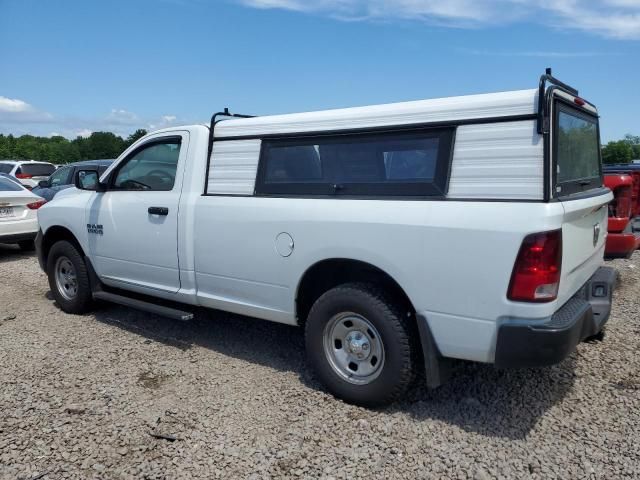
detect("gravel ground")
(0, 246), (639, 480)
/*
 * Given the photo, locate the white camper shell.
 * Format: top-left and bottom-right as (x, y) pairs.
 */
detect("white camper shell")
(36, 70), (616, 406)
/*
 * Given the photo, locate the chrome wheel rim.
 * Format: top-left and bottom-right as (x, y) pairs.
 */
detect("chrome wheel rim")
(54, 256), (78, 301)
(323, 312), (385, 385)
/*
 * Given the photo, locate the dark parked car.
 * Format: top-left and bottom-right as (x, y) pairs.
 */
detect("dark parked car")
(32, 159), (113, 201)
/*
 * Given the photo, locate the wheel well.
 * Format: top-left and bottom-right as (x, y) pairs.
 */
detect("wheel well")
(41, 227), (85, 267)
(296, 259), (415, 327)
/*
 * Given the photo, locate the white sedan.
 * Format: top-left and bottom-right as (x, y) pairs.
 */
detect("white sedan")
(0, 176), (46, 251)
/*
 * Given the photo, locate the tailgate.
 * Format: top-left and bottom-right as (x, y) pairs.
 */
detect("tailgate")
(549, 90), (611, 306)
(557, 191), (612, 305)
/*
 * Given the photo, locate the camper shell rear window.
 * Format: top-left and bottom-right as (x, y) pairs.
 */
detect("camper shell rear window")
(553, 101), (602, 197)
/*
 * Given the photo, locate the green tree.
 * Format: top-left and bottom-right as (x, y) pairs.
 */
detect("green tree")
(81, 132), (127, 159)
(126, 129), (147, 147)
(0, 129), (144, 163)
(602, 140), (633, 165)
(623, 134), (640, 160)
(44, 136), (68, 164)
(0, 134), (13, 158)
(13, 135), (41, 160)
(72, 136), (90, 160)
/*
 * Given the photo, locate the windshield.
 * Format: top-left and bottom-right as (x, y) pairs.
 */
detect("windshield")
(18, 163), (56, 176)
(0, 177), (24, 191)
(555, 104), (601, 195)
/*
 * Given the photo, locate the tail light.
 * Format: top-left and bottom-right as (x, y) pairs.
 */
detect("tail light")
(508, 230), (562, 303)
(26, 199), (47, 210)
(611, 186), (633, 219)
(15, 173), (33, 179)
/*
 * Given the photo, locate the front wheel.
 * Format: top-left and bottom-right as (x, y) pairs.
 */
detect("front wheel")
(46, 240), (94, 314)
(305, 283), (417, 407)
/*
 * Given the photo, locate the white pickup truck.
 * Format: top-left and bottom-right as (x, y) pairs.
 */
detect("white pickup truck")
(36, 70), (616, 406)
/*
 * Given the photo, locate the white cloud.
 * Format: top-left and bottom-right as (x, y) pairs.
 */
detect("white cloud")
(75, 129), (93, 138)
(541, 0), (640, 39)
(147, 114), (181, 133)
(0, 96), (54, 124)
(106, 108), (139, 125)
(458, 48), (619, 57)
(237, 0), (640, 39)
(0, 97), (192, 139)
(0, 96), (33, 113)
(240, 0), (518, 25)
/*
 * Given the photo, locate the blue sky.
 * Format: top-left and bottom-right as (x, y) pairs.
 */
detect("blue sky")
(0, 0), (638, 142)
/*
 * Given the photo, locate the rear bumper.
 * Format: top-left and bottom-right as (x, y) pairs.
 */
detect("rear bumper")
(605, 232), (640, 259)
(495, 266), (617, 368)
(0, 217), (39, 237)
(0, 217), (38, 244)
(0, 231), (37, 244)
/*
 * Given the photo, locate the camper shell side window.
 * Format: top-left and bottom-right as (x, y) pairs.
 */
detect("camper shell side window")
(255, 127), (455, 197)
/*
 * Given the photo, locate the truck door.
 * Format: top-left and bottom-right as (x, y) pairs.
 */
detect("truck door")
(86, 132), (189, 293)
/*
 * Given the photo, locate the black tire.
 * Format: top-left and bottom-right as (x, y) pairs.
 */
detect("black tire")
(46, 240), (94, 314)
(18, 240), (35, 251)
(305, 282), (417, 407)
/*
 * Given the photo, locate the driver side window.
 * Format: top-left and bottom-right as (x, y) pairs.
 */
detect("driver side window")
(49, 166), (72, 187)
(113, 139), (181, 191)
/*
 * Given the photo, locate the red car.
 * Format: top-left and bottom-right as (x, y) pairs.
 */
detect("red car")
(604, 173), (640, 258)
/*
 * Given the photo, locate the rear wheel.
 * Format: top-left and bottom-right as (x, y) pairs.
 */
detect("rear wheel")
(46, 240), (93, 314)
(18, 240), (35, 251)
(305, 282), (417, 407)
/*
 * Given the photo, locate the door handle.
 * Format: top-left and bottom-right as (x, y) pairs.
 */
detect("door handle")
(148, 206), (169, 216)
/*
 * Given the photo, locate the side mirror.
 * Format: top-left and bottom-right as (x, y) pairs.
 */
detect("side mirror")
(38, 180), (50, 188)
(75, 170), (105, 192)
